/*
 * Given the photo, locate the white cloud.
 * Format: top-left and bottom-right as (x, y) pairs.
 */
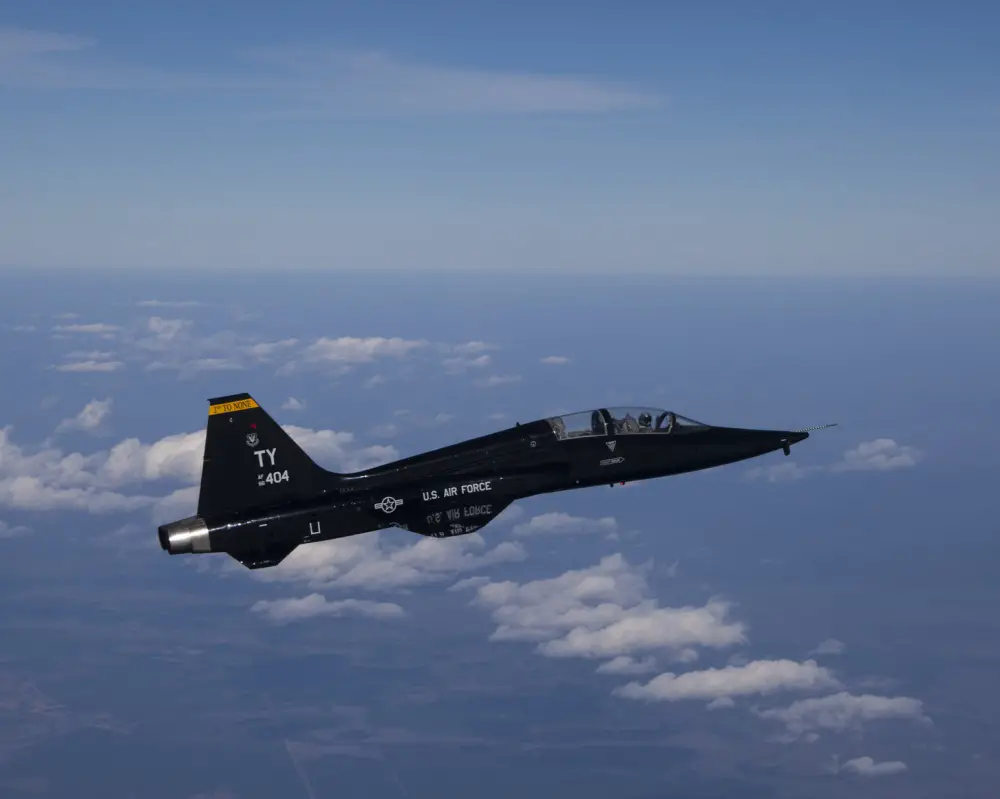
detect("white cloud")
(247, 338), (299, 361)
(281, 397), (306, 411)
(746, 438), (922, 482)
(363, 375), (386, 389)
(303, 336), (427, 363)
(254, 530), (526, 592)
(51, 322), (119, 334)
(614, 659), (838, 703)
(54, 359), (123, 373)
(810, 638), (846, 656)
(540, 355), (570, 365)
(0, 519), (32, 538)
(250, 593), (405, 623)
(283, 426), (397, 473)
(475, 374), (522, 388)
(830, 438), (923, 472)
(55, 398), (112, 434)
(151, 486), (199, 526)
(137, 299), (202, 308)
(442, 354), (491, 373)
(0, 421), (396, 515)
(64, 350), (114, 360)
(450, 341), (495, 355)
(840, 756), (908, 777)
(143, 316), (191, 342)
(756, 691), (930, 739)
(0, 476), (154, 514)
(448, 575), (491, 593)
(467, 554), (746, 663)
(493, 504), (525, 525)
(511, 512), (618, 538)
(128, 321), (254, 376)
(596, 655), (658, 676)
(1, 28), (661, 115)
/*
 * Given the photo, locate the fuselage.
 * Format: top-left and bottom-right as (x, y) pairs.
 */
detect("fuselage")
(159, 404), (812, 569)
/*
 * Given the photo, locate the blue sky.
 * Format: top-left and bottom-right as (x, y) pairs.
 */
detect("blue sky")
(2, 2), (998, 274)
(1, 270), (999, 797)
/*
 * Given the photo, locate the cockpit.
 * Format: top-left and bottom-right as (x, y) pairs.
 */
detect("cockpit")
(545, 407), (707, 440)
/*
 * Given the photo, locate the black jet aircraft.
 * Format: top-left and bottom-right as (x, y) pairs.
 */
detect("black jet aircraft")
(158, 393), (833, 570)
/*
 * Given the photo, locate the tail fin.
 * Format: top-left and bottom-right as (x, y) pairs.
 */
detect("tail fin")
(197, 392), (333, 519)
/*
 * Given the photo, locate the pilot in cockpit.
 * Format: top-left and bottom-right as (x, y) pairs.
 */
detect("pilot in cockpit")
(638, 412), (652, 431)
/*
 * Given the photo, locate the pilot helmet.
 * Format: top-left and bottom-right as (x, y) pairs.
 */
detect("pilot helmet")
(638, 412), (652, 427)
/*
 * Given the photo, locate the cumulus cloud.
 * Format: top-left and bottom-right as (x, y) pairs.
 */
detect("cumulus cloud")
(281, 397), (306, 411)
(831, 439), (923, 472)
(746, 438), (922, 482)
(596, 655), (659, 676)
(151, 486), (199, 526)
(143, 316), (191, 342)
(254, 530), (526, 592)
(449, 341), (495, 355)
(614, 659), (838, 703)
(65, 350), (114, 360)
(136, 299), (202, 308)
(247, 338), (299, 361)
(448, 575), (491, 592)
(52, 322), (119, 334)
(0, 477), (155, 514)
(443, 353), (491, 373)
(475, 374), (522, 388)
(55, 398), (112, 434)
(465, 554), (746, 663)
(63, 316), (492, 383)
(756, 691), (930, 740)
(810, 638), (846, 656)
(540, 355), (570, 365)
(0, 519), (32, 538)
(250, 593), (405, 623)
(131, 320), (247, 375)
(303, 336), (427, 363)
(840, 756), (908, 777)
(511, 512), (618, 538)
(0, 421), (397, 516)
(53, 359), (124, 373)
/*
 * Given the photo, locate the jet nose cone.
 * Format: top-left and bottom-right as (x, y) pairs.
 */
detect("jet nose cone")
(785, 430), (809, 445)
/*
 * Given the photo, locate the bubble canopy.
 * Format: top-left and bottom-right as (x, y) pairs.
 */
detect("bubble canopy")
(545, 407), (707, 440)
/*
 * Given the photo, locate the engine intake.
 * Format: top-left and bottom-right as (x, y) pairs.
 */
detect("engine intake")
(158, 516), (211, 555)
